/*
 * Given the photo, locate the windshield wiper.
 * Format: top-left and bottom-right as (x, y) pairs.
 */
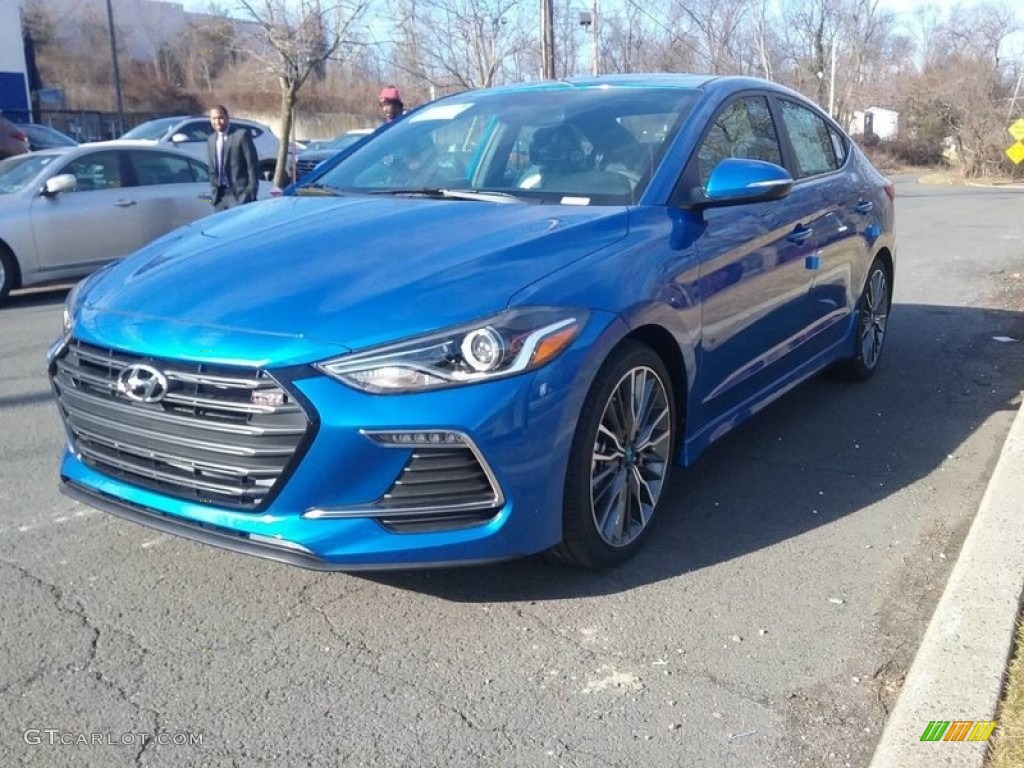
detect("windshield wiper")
(366, 187), (527, 203)
(295, 183), (348, 196)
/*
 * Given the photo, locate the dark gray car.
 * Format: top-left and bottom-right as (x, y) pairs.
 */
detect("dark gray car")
(294, 128), (372, 180)
(0, 116), (29, 159)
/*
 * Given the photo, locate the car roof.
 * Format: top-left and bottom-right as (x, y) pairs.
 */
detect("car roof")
(74, 141), (204, 158)
(135, 115), (269, 128)
(445, 73), (808, 102)
(181, 115), (270, 128)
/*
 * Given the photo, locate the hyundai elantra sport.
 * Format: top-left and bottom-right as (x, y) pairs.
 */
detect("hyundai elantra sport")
(49, 74), (895, 570)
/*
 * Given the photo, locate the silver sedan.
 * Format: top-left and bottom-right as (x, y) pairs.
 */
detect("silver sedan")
(0, 142), (267, 304)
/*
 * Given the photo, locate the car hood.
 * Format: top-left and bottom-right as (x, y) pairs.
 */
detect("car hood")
(78, 195), (629, 364)
(298, 150), (338, 163)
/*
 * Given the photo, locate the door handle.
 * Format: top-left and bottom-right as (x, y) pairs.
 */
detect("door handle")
(114, 199), (137, 207)
(855, 200), (873, 214)
(788, 225), (813, 245)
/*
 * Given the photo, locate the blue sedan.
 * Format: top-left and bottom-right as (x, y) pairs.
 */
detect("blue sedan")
(49, 74), (894, 570)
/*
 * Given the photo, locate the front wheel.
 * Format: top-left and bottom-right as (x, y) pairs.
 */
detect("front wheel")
(0, 245), (17, 306)
(553, 341), (675, 569)
(833, 257), (892, 381)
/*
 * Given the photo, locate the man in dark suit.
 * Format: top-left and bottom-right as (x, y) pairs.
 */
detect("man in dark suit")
(207, 105), (259, 211)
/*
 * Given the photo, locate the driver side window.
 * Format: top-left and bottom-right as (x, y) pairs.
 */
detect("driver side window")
(63, 151), (126, 191)
(698, 96), (782, 186)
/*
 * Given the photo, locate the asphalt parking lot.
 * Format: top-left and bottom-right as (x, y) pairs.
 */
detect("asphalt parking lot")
(1, 176), (1023, 768)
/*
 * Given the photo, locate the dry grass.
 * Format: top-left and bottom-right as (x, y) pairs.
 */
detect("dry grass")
(987, 616), (1024, 767)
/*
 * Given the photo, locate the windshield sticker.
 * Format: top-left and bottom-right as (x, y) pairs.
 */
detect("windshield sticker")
(560, 196), (591, 206)
(409, 104), (473, 122)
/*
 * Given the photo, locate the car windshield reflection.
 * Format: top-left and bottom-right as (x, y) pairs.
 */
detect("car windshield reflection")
(312, 87), (697, 205)
(0, 153), (58, 194)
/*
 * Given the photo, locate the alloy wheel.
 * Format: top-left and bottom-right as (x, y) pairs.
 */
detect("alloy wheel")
(589, 366), (672, 548)
(859, 267), (889, 370)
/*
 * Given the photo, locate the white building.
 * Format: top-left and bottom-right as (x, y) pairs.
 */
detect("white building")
(0, 0), (31, 121)
(850, 107), (899, 140)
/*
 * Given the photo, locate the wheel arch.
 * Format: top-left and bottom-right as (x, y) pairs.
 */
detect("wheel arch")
(873, 246), (894, 289)
(622, 323), (689, 461)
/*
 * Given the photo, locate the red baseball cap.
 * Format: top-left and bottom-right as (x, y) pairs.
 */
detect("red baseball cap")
(379, 85), (401, 103)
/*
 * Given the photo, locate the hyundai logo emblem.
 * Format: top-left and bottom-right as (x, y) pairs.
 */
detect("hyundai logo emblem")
(116, 364), (169, 403)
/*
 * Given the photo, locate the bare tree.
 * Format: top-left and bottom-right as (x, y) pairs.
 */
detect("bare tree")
(388, 0), (533, 91)
(901, 2), (1021, 176)
(237, 0), (372, 185)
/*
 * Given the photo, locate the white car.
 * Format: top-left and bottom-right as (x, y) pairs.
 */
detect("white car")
(116, 115), (291, 183)
(0, 143), (270, 304)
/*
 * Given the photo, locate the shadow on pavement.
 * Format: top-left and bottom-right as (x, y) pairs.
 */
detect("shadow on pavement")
(3, 285), (71, 310)
(363, 302), (1024, 601)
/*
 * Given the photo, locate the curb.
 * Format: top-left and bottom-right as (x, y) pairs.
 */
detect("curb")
(869, 394), (1024, 767)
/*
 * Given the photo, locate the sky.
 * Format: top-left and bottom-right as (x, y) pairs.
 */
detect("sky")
(175, 0), (970, 14)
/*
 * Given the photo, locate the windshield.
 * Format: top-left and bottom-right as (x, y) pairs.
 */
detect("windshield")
(0, 153), (59, 194)
(121, 117), (182, 140)
(21, 124), (78, 146)
(310, 86), (698, 205)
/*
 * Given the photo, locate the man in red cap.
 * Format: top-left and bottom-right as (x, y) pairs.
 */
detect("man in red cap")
(379, 85), (404, 123)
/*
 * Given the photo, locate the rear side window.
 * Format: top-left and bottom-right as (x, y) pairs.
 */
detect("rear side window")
(828, 125), (847, 166)
(697, 96), (782, 186)
(779, 100), (839, 178)
(179, 121), (213, 142)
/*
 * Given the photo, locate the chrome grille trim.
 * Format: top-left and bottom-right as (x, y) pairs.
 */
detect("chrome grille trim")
(295, 160), (319, 178)
(303, 430), (503, 521)
(51, 339), (310, 510)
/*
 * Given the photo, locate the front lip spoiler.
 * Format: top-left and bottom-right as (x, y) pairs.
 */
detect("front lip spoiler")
(60, 479), (519, 572)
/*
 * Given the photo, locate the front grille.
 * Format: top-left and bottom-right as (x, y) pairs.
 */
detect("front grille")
(51, 340), (309, 510)
(295, 159), (320, 179)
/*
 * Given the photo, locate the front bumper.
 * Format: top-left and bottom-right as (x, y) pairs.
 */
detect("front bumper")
(52, 317), (616, 569)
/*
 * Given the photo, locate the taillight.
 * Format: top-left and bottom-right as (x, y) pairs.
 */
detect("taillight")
(883, 179), (895, 202)
(11, 128), (27, 142)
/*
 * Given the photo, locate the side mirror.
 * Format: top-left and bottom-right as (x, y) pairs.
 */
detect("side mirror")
(170, 132), (189, 144)
(692, 158), (793, 209)
(42, 173), (77, 196)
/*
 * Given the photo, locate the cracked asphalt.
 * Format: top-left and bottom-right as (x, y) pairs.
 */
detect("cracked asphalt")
(1, 177), (1023, 768)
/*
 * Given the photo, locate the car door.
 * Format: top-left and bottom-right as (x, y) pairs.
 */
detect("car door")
(690, 94), (821, 424)
(775, 97), (861, 352)
(29, 149), (144, 271)
(125, 150), (214, 243)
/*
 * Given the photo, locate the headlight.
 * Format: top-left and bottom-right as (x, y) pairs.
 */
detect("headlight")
(61, 279), (84, 337)
(316, 307), (588, 394)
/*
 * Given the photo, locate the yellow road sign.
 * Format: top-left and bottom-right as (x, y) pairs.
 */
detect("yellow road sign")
(1006, 141), (1024, 164)
(1010, 118), (1024, 141)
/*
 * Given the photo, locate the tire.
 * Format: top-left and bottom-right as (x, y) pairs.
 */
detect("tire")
(832, 257), (892, 381)
(0, 244), (17, 306)
(553, 341), (676, 569)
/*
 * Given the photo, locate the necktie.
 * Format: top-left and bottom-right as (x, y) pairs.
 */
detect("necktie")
(217, 133), (226, 186)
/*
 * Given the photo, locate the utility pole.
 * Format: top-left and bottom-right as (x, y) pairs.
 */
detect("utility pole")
(541, 0), (555, 79)
(104, 0), (125, 136)
(590, 0), (599, 75)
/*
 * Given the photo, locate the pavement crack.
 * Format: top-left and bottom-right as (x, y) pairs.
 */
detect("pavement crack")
(310, 601), (487, 731)
(0, 559), (162, 745)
